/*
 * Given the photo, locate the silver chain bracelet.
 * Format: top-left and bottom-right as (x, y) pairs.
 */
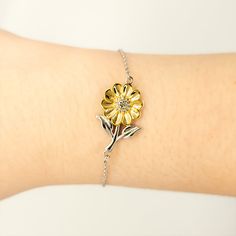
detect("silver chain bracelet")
(97, 49), (144, 186)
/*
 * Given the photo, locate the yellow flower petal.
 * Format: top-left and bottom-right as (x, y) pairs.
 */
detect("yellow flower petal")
(104, 107), (118, 119)
(123, 111), (132, 125)
(111, 111), (124, 125)
(110, 111), (118, 124)
(130, 108), (140, 119)
(101, 99), (114, 109)
(122, 84), (133, 98)
(132, 100), (143, 110)
(105, 89), (116, 102)
(129, 90), (141, 101)
(112, 83), (123, 96)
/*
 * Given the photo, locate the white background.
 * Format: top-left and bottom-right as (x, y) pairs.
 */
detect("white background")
(0, 0), (236, 235)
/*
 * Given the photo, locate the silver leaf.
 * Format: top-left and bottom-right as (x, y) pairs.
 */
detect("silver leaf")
(120, 125), (141, 139)
(96, 115), (113, 136)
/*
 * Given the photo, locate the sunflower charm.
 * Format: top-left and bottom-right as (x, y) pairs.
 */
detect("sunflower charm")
(98, 49), (144, 186)
(97, 83), (143, 153)
(102, 83), (143, 126)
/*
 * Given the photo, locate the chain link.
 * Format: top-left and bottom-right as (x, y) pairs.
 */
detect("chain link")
(118, 49), (134, 84)
(102, 152), (110, 186)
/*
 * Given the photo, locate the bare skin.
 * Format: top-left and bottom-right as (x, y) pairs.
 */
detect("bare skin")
(0, 30), (235, 200)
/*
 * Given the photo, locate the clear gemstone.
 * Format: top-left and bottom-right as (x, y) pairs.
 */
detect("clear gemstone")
(117, 99), (130, 111)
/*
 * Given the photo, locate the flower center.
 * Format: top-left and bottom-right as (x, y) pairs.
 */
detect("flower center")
(117, 99), (130, 112)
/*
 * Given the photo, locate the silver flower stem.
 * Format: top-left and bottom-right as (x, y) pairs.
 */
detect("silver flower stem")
(97, 114), (141, 186)
(102, 125), (120, 186)
(105, 124), (120, 153)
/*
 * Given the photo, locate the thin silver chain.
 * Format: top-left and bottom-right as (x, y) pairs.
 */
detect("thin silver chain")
(102, 49), (133, 187)
(102, 152), (110, 186)
(118, 49), (134, 84)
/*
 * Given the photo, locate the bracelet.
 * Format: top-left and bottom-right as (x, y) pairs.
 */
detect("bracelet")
(97, 49), (144, 186)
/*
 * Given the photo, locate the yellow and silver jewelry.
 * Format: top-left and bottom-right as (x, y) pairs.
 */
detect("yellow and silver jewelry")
(97, 49), (144, 186)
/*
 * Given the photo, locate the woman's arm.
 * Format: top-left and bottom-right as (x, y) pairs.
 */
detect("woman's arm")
(0, 30), (236, 199)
